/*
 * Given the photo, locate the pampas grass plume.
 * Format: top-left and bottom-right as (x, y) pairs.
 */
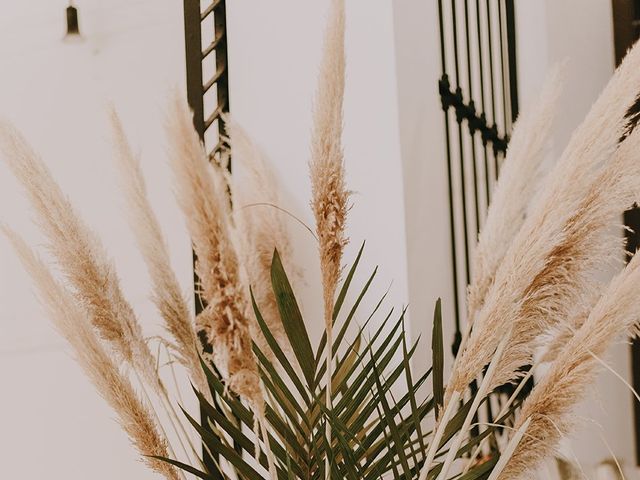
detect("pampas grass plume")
(448, 41), (640, 398)
(2, 227), (179, 480)
(0, 122), (161, 393)
(110, 109), (206, 394)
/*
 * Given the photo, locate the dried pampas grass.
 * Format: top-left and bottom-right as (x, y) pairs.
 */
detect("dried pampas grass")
(226, 118), (293, 358)
(2, 227), (179, 480)
(166, 95), (264, 412)
(467, 66), (563, 324)
(0, 122), (161, 393)
(501, 228), (640, 479)
(110, 109), (206, 395)
(448, 41), (640, 398)
(310, 0), (349, 339)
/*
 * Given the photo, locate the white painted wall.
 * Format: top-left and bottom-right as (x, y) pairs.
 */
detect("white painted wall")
(0, 1), (191, 478)
(225, 0), (409, 348)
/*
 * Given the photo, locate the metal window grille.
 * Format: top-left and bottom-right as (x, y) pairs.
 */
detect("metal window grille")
(437, 0), (520, 436)
(437, 0), (518, 352)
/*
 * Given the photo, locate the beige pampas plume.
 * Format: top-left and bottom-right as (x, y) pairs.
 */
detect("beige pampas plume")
(110, 109), (206, 394)
(309, 2), (347, 478)
(467, 66), (563, 323)
(310, 0), (348, 375)
(2, 227), (180, 480)
(167, 96), (277, 478)
(225, 117), (293, 357)
(0, 122), (161, 393)
(447, 41), (640, 398)
(501, 233), (640, 479)
(166, 94), (263, 410)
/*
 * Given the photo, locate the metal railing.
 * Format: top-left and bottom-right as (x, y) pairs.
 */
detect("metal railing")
(437, 0), (518, 353)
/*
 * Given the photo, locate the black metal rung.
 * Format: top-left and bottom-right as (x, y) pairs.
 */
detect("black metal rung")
(201, 0), (222, 20)
(203, 63), (226, 93)
(439, 74), (509, 153)
(202, 28), (226, 58)
(204, 101), (227, 130)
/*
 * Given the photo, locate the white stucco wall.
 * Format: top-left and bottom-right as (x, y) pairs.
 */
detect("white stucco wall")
(0, 1), (191, 478)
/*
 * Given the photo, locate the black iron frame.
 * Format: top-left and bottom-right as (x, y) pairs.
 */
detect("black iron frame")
(183, 1), (231, 476)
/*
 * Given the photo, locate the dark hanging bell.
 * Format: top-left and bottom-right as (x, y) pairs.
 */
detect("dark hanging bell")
(65, 3), (81, 38)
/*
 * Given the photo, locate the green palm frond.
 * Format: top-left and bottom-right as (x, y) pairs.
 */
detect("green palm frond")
(159, 245), (513, 480)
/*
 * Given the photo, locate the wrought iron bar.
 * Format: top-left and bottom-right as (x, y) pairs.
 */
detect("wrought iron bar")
(183, 1), (231, 475)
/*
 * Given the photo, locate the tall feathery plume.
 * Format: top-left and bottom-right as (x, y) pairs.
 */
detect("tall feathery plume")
(309, 1), (347, 476)
(110, 109), (207, 395)
(166, 94), (265, 409)
(0, 123), (161, 393)
(2, 227), (179, 480)
(467, 66), (563, 324)
(167, 96), (277, 478)
(225, 117), (293, 358)
(500, 233), (640, 479)
(447, 41), (640, 400)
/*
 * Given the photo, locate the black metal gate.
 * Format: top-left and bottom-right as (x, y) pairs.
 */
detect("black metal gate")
(437, 0), (519, 352)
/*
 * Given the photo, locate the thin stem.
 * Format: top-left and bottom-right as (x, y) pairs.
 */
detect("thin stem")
(437, 337), (508, 480)
(485, 417), (531, 480)
(463, 368), (534, 473)
(417, 390), (461, 480)
(325, 324), (333, 480)
(135, 371), (188, 480)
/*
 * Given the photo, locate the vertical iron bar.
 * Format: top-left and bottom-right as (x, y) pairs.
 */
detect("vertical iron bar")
(438, 0), (462, 351)
(212, 0), (231, 162)
(497, 0), (509, 133)
(451, 0), (472, 289)
(485, 0), (499, 179)
(464, 0), (481, 235)
(476, 0), (491, 207)
(184, 0), (205, 139)
(505, 0), (519, 121)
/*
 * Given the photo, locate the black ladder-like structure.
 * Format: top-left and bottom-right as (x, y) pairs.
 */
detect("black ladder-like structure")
(183, 1), (230, 476)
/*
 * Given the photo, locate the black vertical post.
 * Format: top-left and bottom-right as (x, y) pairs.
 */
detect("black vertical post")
(504, 0), (519, 122)
(183, 0), (205, 140)
(183, 1), (230, 477)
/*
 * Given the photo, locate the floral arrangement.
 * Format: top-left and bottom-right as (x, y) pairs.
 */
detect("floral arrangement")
(3, 1), (640, 479)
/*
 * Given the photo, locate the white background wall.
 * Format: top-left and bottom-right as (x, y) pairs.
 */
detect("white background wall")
(0, 0), (637, 478)
(0, 1), (191, 478)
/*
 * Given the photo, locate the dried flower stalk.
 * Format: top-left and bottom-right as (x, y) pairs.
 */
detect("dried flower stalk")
(467, 66), (563, 323)
(0, 123), (161, 392)
(110, 109), (206, 394)
(502, 226), (640, 479)
(448, 41), (640, 398)
(226, 117), (293, 358)
(166, 95), (264, 411)
(3, 227), (179, 480)
(310, 0), (349, 338)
